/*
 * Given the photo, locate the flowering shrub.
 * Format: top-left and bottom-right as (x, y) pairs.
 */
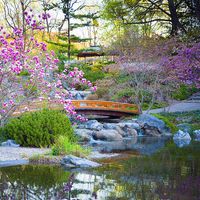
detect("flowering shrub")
(0, 10), (95, 126)
(162, 42), (200, 88)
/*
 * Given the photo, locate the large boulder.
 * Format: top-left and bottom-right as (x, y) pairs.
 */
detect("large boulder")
(1, 140), (20, 147)
(142, 125), (161, 137)
(86, 120), (103, 131)
(61, 155), (101, 168)
(103, 122), (139, 138)
(173, 130), (191, 140)
(74, 129), (93, 142)
(115, 126), (138, 138)
(194, 130), (200, 141)
(174, 139), (191, 148)
(137, 114), (170, 136)
(92, 129), (123, 141)
(115, 126), (126, 137)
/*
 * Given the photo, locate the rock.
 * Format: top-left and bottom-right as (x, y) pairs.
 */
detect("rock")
(103, 123), (116, 130)
(137, 114), (170, 135)
(173, 130), (191, 148)
(194, 130), (200, 141)
(118, 122), (140, 130)
(103, 122), (139, 138)
(117, 122), (141, 137)
(61, 155), (101, 168)
(92, 129), (123, 141)
(89, 151), (119, 159)
(128, 128), (138, 137)
(173, 130), (191, 140)
(116, 125), (138, 138)
(1, 140), (20, 147)
(74, 129), (92, 142)
(177, 123), (192, 133)
(115, 126), (125, 136)
(174, 139), (191, 148)
(143, 124), (161, 137)
(86, 120), (103, 131)
(75, 93), (83, 100)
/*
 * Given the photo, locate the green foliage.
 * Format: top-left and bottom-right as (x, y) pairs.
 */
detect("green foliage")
(115, 73), (132, 84)
(172, 84), (198, 100)
(51, 135), (90, 157)
(2, 109), (74, 147)
(96, 87), (108, 98)
(152, 114), (178, 134)
(73, 62), (109, 83)
(142, 101), (168, 110)
(112, 88), (134, 101)
(152, 111), (200, 133)
(18, 70), (30, 76)
(0, 127), (6, 143)
(84, 70), (106, 83)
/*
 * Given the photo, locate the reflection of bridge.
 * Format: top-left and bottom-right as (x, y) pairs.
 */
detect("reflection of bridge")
(14, 100), (140, 118)
(72, 100), (140, 117)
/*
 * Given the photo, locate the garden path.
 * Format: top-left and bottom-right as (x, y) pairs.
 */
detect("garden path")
(147, 92), (200, 114)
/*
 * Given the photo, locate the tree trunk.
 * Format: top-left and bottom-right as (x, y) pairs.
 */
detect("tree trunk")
(167, 0), (186, 35)
(194, 0), (200, 22)
(67, 14), (71, 61)
(20, 0), (26, 50)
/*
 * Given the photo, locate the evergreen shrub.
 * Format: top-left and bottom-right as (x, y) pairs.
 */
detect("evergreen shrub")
(2, 109), (74, 147)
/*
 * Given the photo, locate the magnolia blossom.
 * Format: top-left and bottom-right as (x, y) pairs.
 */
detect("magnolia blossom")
(0, 10), (95, 126)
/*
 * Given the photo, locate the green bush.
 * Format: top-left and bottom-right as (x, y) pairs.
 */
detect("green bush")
(172, 84), (198, 100)
(2, 109), (75, 147)
(152, 114), (178, 134)
(71, 63), (108, 83)
(52, 135), (90, 157)
(112, 88), (134, 101)
(96, 87), (108, 98)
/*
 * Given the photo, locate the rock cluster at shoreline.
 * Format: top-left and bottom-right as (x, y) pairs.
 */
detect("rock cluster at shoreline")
(75, 114), (172, 143)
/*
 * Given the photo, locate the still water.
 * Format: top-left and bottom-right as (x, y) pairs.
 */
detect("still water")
(0, 139), (200, 200)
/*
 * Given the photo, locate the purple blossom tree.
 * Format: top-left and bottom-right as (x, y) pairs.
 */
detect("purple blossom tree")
(163, 42), (200, 88)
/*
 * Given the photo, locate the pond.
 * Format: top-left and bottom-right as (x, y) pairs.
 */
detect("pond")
(0, 139), (200, 200)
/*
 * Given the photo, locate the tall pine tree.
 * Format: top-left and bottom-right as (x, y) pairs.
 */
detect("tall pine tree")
(47, 0), (98, 61)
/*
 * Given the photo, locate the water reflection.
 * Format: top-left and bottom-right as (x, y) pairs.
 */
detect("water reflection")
(0, 141), (200, 200)
(91, 136), (171, 155)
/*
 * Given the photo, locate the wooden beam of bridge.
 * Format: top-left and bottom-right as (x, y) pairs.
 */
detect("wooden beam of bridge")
(13, 100), (140, 117)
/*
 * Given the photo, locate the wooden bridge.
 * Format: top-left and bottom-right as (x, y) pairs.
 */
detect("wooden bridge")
(14, 100), (140, 118)
(72, 100), (140, 117)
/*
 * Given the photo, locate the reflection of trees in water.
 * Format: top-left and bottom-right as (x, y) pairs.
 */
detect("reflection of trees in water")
(0, 165), (108, 199)
(0, 165), (71, 199)
(97, 141), (200, 200)
(0, 177), (65, 199)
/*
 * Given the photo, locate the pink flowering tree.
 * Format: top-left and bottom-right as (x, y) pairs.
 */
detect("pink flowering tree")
(0, 10), (96, 127)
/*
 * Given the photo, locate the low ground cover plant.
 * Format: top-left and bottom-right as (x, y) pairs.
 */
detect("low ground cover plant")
(51, 135), (90, 157)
